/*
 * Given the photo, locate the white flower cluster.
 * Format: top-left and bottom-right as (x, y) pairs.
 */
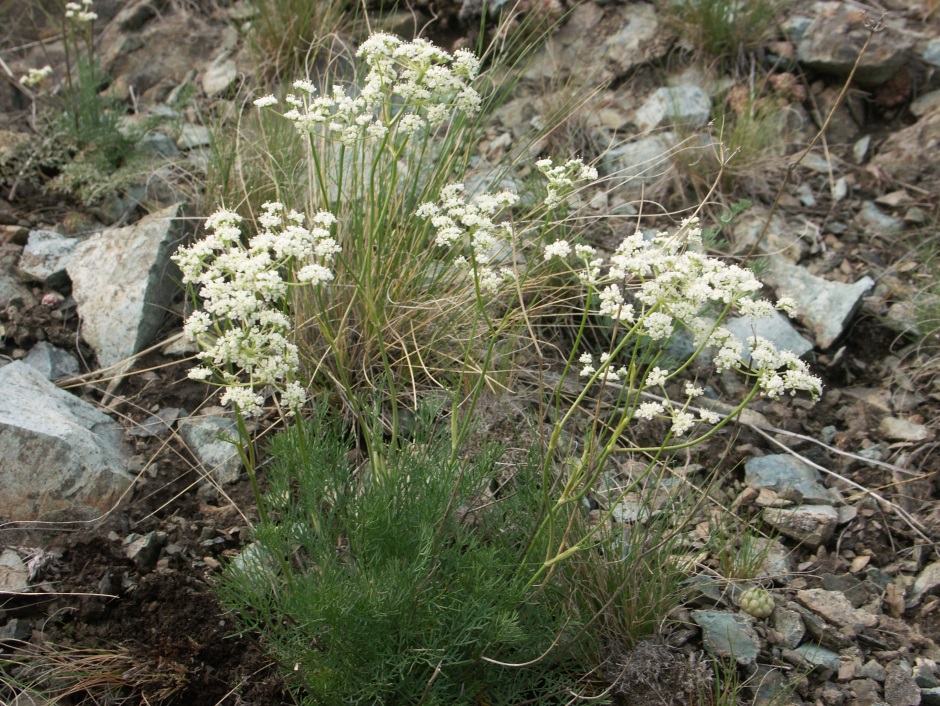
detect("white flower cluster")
(536, 157), (598, 209)
(20, 65), (53, 87)
(415, 183), (519, 293)
(577, 355), (722, 436)
(569, 217), (822, 404)
(65, 0), (97, 22)
(253, 33), (482, 147)
(173, 204), (339, 416)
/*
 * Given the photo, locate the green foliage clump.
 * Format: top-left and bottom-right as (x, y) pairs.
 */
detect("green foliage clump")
(216, 406), (600, 704)
(661, 0), (784, 66)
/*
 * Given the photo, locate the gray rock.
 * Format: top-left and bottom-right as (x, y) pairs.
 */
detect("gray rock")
(885, 661), (921, 706)
(524, 3), (668, 84)
(605, 133), (676, 190)
(24, 341), (81, 381)
(922, 38), (940, 68)
(202, 56), (237, 98)
(114, 0), (169, 32)
(914, 664), (938, 689)
(18, 230), (79, 288)
(67, 204), (185, 371)
(0, 618), (31, 642)
(792, 643), (841, 672)
(726, 312), (814, 364)
(763, 505), (839, 548)
(754, 537), (792, 579)
(691, 610), (761, 666)
(797, 9), (914, 87)
(762, 255), (874, 349)
(0, 244), (37, 309)
(857, 201), (905, 237)
(879, 417), (929, 442)
(138, 131), (180, 158)
(923, 687), (940, 706)
(745, 455), (837, 505)
(0, 361), (134, 521)
(795, 589), (878, 633)
(911, 91), (940, 119)
(177, 415), (242, 485)
(177, 124), (212, 150)
(123, 531), (164, 569)
(910, 561), (940, 606)
(860, 660), (887, 682)
(130, 407), (182, 438)
(634, 85), (711, 132)
(772, 605), (806, 649)
(0, 549), (29, 592)
(872, 109), (940, 187)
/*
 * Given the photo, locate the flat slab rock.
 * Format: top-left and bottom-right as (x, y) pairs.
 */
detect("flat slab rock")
(691, 610), (760, 666)
(763, 504), (839, 548)
(0, 361), (134, 521)
(796, 588), (878, 633)
(745, 455), (837, 505)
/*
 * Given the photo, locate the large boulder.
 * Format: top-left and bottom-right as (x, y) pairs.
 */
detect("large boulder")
(0, 361), (134, 521)
(67, 203), (186, 371)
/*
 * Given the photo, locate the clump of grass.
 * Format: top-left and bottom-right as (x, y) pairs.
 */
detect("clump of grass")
(660, 0), (785, 68)
(674, 84), (794, 201)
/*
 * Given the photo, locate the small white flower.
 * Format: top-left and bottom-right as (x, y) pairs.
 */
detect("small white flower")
(699, 409), (721, 424)
(253, 94), (279, 108)
(684, 382), (704, 398)
(635, 401), (665, 420)
(670, 411), (696, 436)
(645, 367), (668, 388)
(544, 240), (572, 260)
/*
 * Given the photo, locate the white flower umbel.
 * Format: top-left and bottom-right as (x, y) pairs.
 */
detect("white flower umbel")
(254, 34), (482, 146)
(536, 157), (598, 209)
(173, 204), (339, 415)
(416, 182), (518, 295)
(20, 65), (53, 87)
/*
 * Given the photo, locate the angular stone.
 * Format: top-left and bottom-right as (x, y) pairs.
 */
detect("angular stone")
(634, 85), (711, 132)
(911, 561), (940, 605)
(872, 108), (940, 187)
(523, 2), (668, 84)
(176, 124), (211, 150)
(792, 643), (841, 671)
(879, 417), (929, 442)
(727, 312), (814, 364)
(67, 204), (185, 371)
(202, 56), (237, 97)
(0, 549), (29, 592)
(24, 341), (81, 381)
(731, 207), (809, 264)
(885, 661), (921, 706)
(18, 230), (79, 288)
(177, 415), (242, 485)
(762, 256), (874, 349)
(797, 9), (914, 87)
(796, 589), (878, 633)
(124, 531), (164, 570)
(745, 455), (837, 505)
(605, 133), (676, 190)
(763, 505), (839, 548)
(772, 605), (805, 649)
(691, 610), (760, 666)
(0, 244), (36, 309)
(0, 361), (133, 521)
(130, 407), (182, 438)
